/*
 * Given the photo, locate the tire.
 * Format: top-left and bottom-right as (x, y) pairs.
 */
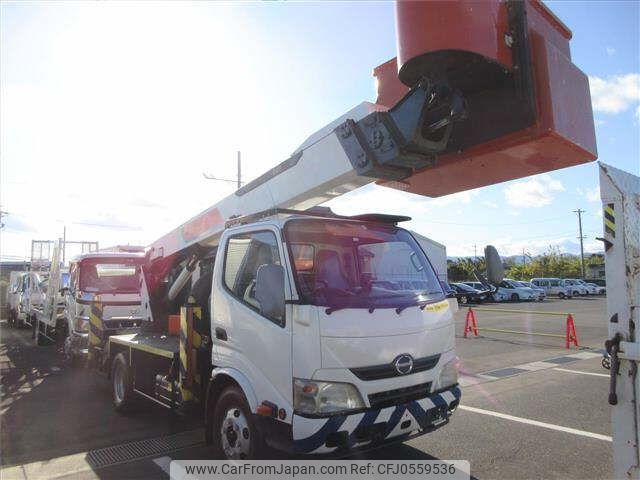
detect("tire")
(558, 292), (565, 299)
(510, 293), (520, 302)
(573, 290), (580, 297)
(459, 296), (468, 305)
(111, 353), (134, 412)
(211, 386), (263, 460)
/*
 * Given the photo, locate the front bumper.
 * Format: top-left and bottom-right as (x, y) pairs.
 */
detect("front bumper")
(292, 385), (461, 455)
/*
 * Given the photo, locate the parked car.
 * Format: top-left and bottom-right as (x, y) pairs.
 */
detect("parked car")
(515, 281), (545, 301)
(530, 278), (572, 298)
(450, 282), (489, 304)
(574, 279), (598, 295)
(493, 279), (537, 302)
(561, 279), (588, 296)
(586, 282), (606, 295)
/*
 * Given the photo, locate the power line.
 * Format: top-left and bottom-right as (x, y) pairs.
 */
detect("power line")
(420, 215), (573, 227)
(203, 151), (244, 189)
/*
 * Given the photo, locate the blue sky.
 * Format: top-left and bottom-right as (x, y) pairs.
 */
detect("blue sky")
(1, 1), (638, 261)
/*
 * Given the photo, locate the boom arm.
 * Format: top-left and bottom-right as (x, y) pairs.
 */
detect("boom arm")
(149, 82), (452, 261)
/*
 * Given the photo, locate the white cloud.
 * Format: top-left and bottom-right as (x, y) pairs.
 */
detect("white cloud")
(589, 73), (640, 114)
(606, 46), (616, 56)
(503, 174), (565, 208)
(483, 200), (498, 209)
(576, 186), (600, 202)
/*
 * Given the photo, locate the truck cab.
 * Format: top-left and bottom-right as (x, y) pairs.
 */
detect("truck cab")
(20, 271), (46, 330)
(57, 252), (145, 359)
(6, 271), (26, 327)
(211, 212), (459, 456)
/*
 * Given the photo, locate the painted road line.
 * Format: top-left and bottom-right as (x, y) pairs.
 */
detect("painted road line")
(515, 361), (558, 371)
(459, 405), (612, 442)
(153, 456), (172, 478)
(567, 351), (603, 360)
(554, 368), (609, 378)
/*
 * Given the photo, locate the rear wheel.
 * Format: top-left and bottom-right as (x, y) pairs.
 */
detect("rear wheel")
(111, 353), (134, 412)
(510, 293), (520, 302)
(211, 386), (263, 460)
(459, 295), (468, 305)
(558, 292), (565, 299)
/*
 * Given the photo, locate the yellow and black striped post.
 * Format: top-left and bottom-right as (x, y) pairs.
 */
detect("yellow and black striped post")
(604, 203), (616, 240)
(179, 305), (203, 403)
(88, 297), (104, 367)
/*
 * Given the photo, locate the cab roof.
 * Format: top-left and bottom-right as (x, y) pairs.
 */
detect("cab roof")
(71, 251), (146, 263)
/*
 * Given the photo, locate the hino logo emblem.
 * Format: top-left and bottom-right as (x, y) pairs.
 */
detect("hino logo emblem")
(394, 354), (414, 375)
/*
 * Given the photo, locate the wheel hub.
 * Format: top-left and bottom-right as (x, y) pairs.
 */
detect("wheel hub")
(220, 408), (250, 459)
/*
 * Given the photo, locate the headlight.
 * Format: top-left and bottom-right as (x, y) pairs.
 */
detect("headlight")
(73, 316), (89, 332)
(432, 357), (459, 392)
(294, 379), (365, 415)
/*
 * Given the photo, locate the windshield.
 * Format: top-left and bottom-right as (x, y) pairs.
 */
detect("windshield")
(284, 219), (444, 310)
(454, 283), (477, 292)
(61, 272), (70, 288)
(79, 259), (143, 293)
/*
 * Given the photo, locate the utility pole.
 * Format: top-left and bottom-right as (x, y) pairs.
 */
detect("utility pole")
(522, 247), (526, 265)
(473, 244), (477, 260)
(574, 209), (586, 278)
(203, 151), (244, 190)
(237, 151), (242, 190)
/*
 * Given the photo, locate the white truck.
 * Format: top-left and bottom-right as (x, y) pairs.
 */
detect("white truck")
(32, 241), (145, 364)
(85, 0), (595, 460)
(6, 271), (26, 327)
(86, 87), (481, 458)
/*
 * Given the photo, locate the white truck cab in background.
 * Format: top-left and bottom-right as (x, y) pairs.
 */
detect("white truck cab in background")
(6, 271), (27, 327)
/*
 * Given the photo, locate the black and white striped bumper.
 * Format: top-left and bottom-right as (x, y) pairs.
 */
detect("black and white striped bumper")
(292, 385), (461, 454)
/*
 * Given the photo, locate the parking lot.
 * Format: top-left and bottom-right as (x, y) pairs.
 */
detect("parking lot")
(1, 296), (611, 479)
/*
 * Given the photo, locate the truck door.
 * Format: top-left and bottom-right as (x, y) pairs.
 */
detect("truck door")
(212, 227), (293, 409)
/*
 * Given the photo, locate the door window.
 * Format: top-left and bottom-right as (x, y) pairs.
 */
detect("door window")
(223, 231), (282, 322)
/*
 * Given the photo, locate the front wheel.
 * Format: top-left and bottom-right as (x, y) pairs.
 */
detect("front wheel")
(558, 292), (565, 299)
(112, 353), (134, 412)
(458, 296), (468, 305)
(211, 386), (263, 460)
(510, 293), (520, 302)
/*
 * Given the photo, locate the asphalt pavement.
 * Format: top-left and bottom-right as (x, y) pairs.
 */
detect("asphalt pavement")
(0, 296), (612, 479)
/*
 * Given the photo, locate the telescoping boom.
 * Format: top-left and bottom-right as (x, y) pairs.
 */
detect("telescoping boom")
(95, 0), (599, 461)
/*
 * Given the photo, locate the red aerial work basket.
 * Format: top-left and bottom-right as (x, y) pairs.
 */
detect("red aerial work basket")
(374, 0), (597, 197)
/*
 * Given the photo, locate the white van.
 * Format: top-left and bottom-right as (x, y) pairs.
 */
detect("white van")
(561, 279), (587, 296)
(530, 278), (572, 298)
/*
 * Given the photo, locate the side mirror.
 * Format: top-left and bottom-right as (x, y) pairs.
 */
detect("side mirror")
(255, 264), (285, 324)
